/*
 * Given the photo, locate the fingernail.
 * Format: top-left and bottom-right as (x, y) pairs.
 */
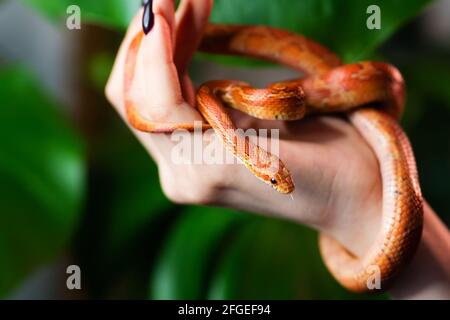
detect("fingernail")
(142, 0), (154, 35)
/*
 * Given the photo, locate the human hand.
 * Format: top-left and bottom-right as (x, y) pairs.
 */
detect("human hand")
(105, 0), (382, 257)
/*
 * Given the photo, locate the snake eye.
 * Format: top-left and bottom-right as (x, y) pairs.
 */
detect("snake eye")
(270, 178), (278, 185)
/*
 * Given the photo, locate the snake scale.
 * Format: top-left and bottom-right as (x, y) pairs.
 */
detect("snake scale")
(124, 24), (424, 293)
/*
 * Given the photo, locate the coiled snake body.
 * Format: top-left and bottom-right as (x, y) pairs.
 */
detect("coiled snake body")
(124, 24), (424, 293)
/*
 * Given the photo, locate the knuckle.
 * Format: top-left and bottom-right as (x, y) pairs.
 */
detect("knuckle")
(159, 169), (186, 204)
(160, 182), (183, 204)
(158, 164), (225, 205)
(105, 78), (120, 107)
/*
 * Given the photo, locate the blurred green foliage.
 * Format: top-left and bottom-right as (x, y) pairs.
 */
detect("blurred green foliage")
(400, 60), (450, 224)
(73, 113), (174, 297)
(21, 0), (141, 30)
(0, 67), (85, 296)
(151, 207), (247, 300)
(209, 0), (434, 63)
(0, 0), (446, 299)
(21, 0), (432, 62)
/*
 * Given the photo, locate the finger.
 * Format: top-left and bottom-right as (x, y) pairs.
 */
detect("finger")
(148, 0), (176, 46)
(135, 8), (182, 108)
(106, 5), (205, 165)
(175, 0), (213, 75)
(180, 73), (197, 107)
(127, 0), (202, 121)
(128, 2), (206, 163)
(105, 9), (145, 113)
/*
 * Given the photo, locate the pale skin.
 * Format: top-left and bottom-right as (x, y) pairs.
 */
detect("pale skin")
(106, 0), (450, 299)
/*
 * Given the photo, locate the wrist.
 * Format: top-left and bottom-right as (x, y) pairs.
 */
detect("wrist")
(389, 201), (450, 299)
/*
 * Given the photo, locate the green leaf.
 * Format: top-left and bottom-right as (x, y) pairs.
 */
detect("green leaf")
(74, 115), (174, 298)
(207, 217), (388, 299)
(0, 67), (85, 296)
(21, 0), (433, 62)
(209, 0), (434, 63)
(151, 206), (246, 299)
(92, 128), (173, 260)
(403, 62), (450, 106)
(397, 59), (450, 226)
(400, 60), (450, 129)
(20, 0), (141, 30)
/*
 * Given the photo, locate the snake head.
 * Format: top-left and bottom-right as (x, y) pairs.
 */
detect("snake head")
(268, 160), (295, 194)
(249, 145), (295, 194)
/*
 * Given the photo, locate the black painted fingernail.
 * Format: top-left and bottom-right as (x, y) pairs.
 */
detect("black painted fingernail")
(142, 0), (154, 35)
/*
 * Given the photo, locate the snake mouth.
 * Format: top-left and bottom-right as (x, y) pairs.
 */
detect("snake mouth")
(272, 185), (294, 194)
